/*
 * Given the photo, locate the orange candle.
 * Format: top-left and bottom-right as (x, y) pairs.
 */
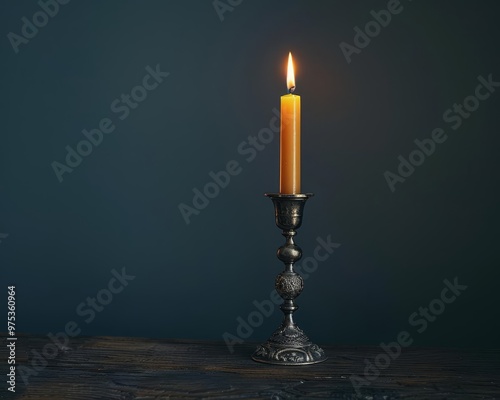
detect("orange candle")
(280, 52), (301, 194)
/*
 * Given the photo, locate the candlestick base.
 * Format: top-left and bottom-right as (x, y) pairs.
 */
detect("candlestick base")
(252, 323), (327, 365)
(252, 193), (327, 366)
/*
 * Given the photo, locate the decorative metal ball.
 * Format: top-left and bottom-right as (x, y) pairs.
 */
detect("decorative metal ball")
(277, 244), (302, 264)
(275, 272), (303, 300)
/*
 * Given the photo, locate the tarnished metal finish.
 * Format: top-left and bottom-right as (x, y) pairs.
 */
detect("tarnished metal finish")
(275, 272), (303, 300)
(267, 193), (313, 231)
(252, 193), (327, 366)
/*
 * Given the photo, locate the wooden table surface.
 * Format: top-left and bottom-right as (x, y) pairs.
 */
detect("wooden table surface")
(5, 335), (500, 399)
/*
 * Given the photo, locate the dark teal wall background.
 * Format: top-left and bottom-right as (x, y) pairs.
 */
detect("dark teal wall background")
(1, 0), (499, 349)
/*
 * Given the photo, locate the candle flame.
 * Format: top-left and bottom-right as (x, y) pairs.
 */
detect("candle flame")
(287, 52), (295, 93)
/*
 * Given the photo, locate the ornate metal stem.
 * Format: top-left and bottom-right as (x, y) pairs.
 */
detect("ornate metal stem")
(252, 193), (327, 365)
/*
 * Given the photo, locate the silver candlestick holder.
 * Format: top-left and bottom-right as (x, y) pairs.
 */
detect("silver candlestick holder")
(252, 193), (327, 365)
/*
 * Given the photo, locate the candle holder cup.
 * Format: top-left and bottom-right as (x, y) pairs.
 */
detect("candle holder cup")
(252, 193), (327, 366)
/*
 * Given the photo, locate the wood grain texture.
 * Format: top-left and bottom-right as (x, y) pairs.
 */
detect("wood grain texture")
(3, 334), (500, 399)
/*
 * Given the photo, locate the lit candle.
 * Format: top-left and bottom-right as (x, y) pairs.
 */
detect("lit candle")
(280, 52), (301, 194)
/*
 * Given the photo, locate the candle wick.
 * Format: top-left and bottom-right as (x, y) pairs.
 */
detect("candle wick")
(288, 86), (296, 94)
